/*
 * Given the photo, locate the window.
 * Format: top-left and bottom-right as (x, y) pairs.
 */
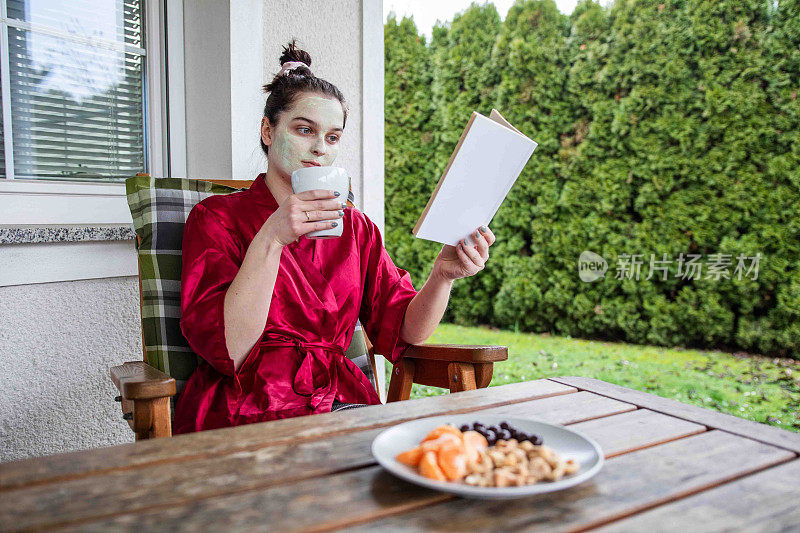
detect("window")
(0, 0), (146, 181)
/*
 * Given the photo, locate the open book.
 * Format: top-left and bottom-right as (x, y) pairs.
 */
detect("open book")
(412, 109), (537, 246)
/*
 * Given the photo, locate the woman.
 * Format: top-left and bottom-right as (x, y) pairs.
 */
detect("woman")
(174, 40), (496, 434)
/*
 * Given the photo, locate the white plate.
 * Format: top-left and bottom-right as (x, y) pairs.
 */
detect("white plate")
(371, 414), (604, 499)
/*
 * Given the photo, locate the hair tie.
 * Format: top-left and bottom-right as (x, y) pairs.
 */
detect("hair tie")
(278, 61), (310, 77)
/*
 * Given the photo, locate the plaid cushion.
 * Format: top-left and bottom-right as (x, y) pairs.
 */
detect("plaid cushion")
(125, 175), (377, 402)
(345, 321), (375, 387)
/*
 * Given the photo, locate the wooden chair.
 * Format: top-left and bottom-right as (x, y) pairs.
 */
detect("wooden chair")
(111, 178), (507, 440)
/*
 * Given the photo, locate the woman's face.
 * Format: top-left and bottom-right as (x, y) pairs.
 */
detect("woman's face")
(262, 93), (345, 178)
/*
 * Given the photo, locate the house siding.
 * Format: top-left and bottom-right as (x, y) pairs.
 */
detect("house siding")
(0, 0), (371, 463)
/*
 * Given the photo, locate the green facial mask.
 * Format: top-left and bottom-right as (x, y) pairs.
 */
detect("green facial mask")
(267, 94), (344, 177)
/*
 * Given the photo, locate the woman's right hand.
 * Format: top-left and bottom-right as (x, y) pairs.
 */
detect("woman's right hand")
(259, 189), (345, 247)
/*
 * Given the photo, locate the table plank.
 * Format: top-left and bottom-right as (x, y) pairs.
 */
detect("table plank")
(476, 390), (637, 422)
(0, 392), (633, 531)
(338, 431), (796, 533)
(568, 409), (706, 458)
(549, 376), (800, 453)
(66, 430), (795, 533)
(0, 379), (575, 490)
(594, 459), (800, 532)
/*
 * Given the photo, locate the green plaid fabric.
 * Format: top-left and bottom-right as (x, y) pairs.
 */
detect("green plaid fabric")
(345, 321), (375, 388)
(125, 175), (377, 400)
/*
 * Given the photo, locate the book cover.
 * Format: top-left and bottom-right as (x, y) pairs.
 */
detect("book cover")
(412, 109), (538, 246)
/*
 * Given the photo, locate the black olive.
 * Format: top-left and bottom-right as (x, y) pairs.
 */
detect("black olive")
(500, 421), (509, 430)
(459, 424), (470, 432)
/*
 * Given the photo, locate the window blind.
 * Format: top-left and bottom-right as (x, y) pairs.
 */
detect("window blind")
(3, 0), (145, 181)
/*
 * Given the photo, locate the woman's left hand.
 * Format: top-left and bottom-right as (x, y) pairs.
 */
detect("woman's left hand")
(432, 226), (496, 282)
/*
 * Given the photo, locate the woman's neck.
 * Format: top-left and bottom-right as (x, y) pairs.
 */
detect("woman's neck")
(264, 166), (293, 206)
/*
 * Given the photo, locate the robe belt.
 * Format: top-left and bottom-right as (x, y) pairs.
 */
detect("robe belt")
(259, 335), (345, 409)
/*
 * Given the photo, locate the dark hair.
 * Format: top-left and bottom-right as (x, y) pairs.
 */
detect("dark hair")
(260, 38), (348, 157)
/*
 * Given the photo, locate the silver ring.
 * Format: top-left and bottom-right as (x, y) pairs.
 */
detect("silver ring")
(304, 211), (311, 221)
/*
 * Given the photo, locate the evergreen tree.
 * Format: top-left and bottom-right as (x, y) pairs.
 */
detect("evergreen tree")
(486, 0), (577, 332)
(383, 0), (799, 356)
(428, 3), (504, 324)
(736, 0), (800, 355)
(384, 15), (440, 285)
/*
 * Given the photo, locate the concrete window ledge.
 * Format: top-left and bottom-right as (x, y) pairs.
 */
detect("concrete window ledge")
(0, 226), (139, 287)
(0, 225), (136, 245)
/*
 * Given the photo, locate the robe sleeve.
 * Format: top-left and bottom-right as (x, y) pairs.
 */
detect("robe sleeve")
(180, 203), (259, 377)
(358, 212), (419, 364)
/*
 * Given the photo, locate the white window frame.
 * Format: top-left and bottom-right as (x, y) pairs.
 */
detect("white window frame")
(0, 0), (185, 226)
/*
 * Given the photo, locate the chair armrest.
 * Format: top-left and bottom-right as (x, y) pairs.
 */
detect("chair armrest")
(403, 344), (508, 363)
(110, 361), (176, 400)
(386, 344), (507, 401)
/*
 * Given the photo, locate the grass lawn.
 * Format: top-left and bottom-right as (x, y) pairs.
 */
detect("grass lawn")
(386, 323), (800, 434)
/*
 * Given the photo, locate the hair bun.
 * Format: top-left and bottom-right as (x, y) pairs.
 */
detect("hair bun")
(279, 38), (311, 70)
(263, 38), (313, 93)
(260, 37), (348, 158)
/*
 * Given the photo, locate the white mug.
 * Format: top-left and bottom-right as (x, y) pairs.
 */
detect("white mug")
(291, 166), (350, 239)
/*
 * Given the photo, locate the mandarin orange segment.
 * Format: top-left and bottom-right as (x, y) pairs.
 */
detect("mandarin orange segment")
(437, 442), (468, 481)
(421, 424), (462, 442)
(461, 430), (488, 463)
(419, 450), (447, 481)
(420, 432), (462, 453)
(462, 430), (489, 450)
(395, 445), (423, 467)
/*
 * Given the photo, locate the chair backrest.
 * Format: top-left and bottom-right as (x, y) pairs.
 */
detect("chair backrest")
(125, 175), (377, 402)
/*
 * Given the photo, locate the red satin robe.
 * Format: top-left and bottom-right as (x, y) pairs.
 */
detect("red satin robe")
(173, 174), (418, 434)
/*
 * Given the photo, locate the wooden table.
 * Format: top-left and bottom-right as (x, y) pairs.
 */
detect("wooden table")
(2, 376), (799, 532)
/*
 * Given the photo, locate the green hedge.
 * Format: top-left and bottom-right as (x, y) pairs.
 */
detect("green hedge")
(384, 0), (800, 357)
